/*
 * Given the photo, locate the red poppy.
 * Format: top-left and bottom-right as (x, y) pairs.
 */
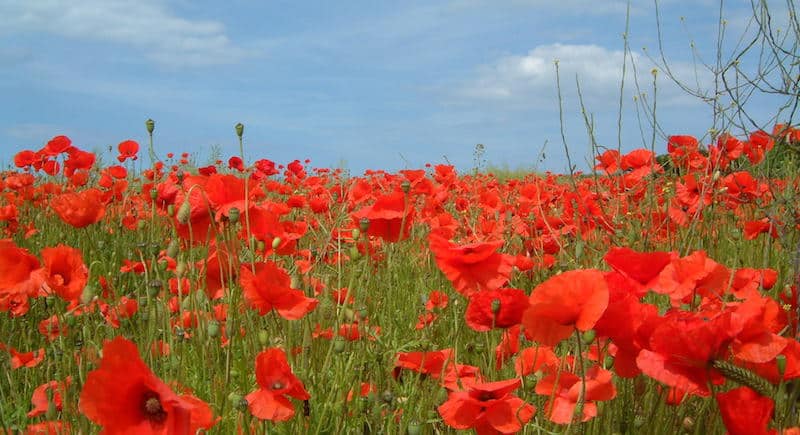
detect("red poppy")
(636, 310), (743, 396)
(534, 366), (616, 423)
(653, 250), (731, 305)
(603, 247), (671, 296)
(437, 378), (535, 435)
(514, 346), (559, 377)
(465, 288), (529, 331)
(28, 377), (72, 418)
(351, 191), (414, 242)
(245, 348), (310, 421)
(744, 218), (779, 240)
(522, 270), (609, 346)
(425, 290), (449, 311)
(0, 239), (42, 315)
(41, 135), (72, 156)
(716, 387), (774, 435)
(79, 337), (216, 433)
(50, 188), (107, 228)
(594, 149), (621, 174)
(14, 150), (37, 168)
(40, 245), (88, 303)
(117, 140), (139, 162)
(239, 261), (318, 319)
(38, 314), (68, 341)
(429, 234), (514, 298)
(9, 347), (45, 369)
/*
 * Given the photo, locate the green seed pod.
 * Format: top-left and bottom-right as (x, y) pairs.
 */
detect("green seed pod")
(137, 220), (147, 231)
(147, 280), (162, 297)
(381, 390), (394, 404)
(351, 228), (360, 240)
(581, 329), (596, 344)
(235, 123), (244, 139)
(145, 118), (155, 134)
(271, 237), (282, 250)
(167, 204), (175, 217)
(150, 188), (158, 200)
(401, 180), (411, 194)
(207, 321), (220, 338)
(229, 369), (240, 378)
(349, 245), (360, 260)
(491, 298), (501, 314)
(236, 398), (249, 412)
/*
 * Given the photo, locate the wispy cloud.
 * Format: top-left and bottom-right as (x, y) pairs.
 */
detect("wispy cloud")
(0, 0), (250, 68)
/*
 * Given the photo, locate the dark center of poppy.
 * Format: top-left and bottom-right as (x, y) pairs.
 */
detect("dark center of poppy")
(478, 391), (496, 401)
(141, 391), (167, 423)
(271, 381), (285, 390)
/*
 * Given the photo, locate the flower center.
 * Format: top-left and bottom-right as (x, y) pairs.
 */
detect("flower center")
(141, 391), (167, 423)
(271, 381), (285, 390)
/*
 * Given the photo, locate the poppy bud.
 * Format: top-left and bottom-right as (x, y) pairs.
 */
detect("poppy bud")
(604, 355), (614, 369)
(166, 240), (180, 259)
(80, 285), (96, 305)
(227, 392), (242, 405)
(682, 417), (694, 431)
(581, 329), (596, 344)
(272, 237), (282, 250)
(491, 298), (501, 314)
(235, 123), (244, 139)
(333, 337), (346, 353)
(236, 398), (249, 412)
(137, 220), (147, 231)
(777, 354), (787, 377)
(290, 274), (301, 290)
(359, 217), (370, 233)
(229, 369), (239, 378)
(207, 321), (220, 338)
(176, 261), (187, 277)
(344, 308), (356, 322)
(407, 421), (422, 435)
(258, 330), (269, 346)
(349, 245), (360, 260)
(147, 280), (162, 297)
(145, 118), (155, 134)
(228, 207), (240, 224)
(351, 228), (360, 240)
(401, 180), (411, 194)
(358, 306), (368, 319)
(167, 204), (175, 216)
(150, 188), (158, 200)
(176, 199), (191, 224)
(381, 390), (394, 404)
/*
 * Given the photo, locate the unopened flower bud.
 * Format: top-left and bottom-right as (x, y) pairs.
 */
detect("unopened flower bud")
(777, 354), (787, 376)
(491, 298), (501, 314)
(166, 240), (180, 259)
(359, 217), (370, 233)
(401, 180), (411, 194)
(333, 337), (346, 353)
(272, 237), (282, 250)
(146, 118), (155, 134)
(150, 189), (158, 200)
(176, 199), (191, 224)
(228, 207), (240, 224)
(235, 123), (244, 138)
(351, 228), (360, 240)
(582, 329), (596, 344)
(207, 321), (220, 338)
(80, 285), (96, 305)
(258, 330), (269, 346)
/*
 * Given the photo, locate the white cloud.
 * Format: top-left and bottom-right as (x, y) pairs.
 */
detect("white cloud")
(0, 0), (249, 68)
(455, 43), (713, 107)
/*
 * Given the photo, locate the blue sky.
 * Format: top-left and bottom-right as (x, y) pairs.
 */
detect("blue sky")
(0, 1), (790, 174)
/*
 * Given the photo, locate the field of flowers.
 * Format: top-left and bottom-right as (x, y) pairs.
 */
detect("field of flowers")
(2, 122), (800, 434)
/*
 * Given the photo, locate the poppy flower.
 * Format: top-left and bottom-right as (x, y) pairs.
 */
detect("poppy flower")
(636, 310), (743, 396)
(0, 239), (42, 312)
(8, 347), (46, 369)
(465, 288), (529, 331)
(40, 245), (88, 303)
(394, 349), (481, 390)
(534, 366), (616, 424)
(522, 269), (609, 346)
(437, 378), (535, 435)
(429, 234), (514, 298)
(245, 348), (310, 421)
(28, 377), (72, 418)
(50, 188), (107, 228)
(79, 336), (216, 434)
(515, 346), (559, 377)
(603, 247), (671, 296)
(351, 191), (414, 242)
(14, 150), (37, 168)
(41, 135), (72, 156)
(716, 387), (774, 435)
(240, 261), (318, 319)
(117, 140), (139, 162)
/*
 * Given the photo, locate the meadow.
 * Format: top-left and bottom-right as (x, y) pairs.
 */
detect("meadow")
(1, 120), (799, 435)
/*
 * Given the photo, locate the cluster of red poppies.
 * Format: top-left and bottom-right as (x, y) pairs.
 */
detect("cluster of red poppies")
(1, 124), (800, 434)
